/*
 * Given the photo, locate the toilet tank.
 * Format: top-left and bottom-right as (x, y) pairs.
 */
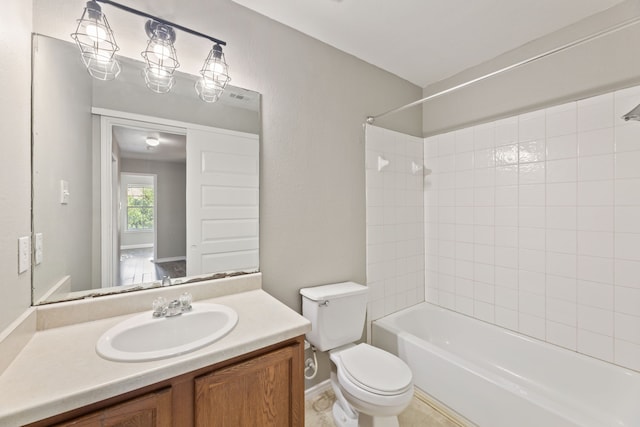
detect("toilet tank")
(300, 282), (368, 352)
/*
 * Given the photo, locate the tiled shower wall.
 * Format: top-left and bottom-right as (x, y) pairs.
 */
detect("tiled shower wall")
(424, 85), (640, 371)
(365, 125), (425, 321)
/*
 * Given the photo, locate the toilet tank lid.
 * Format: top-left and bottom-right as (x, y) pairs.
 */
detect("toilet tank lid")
(300, 282), (367, 301)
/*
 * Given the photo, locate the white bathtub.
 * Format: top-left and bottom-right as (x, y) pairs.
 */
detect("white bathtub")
(372, 302), (640, 427)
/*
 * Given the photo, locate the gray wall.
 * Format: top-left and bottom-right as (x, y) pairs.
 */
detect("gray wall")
(120, 159), (187, 260)
(32, 35), (94, 298)
(422, 0), (640, 135)
(92, 60), (260, 135)
(0, 0), (32, 332)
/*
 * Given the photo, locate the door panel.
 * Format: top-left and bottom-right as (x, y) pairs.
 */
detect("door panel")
(186, 128), (259, 276)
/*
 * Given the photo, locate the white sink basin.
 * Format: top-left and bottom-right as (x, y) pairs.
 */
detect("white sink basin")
(96, 303), (238, 362)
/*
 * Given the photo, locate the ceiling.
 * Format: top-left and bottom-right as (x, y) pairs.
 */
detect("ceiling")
(231, 0), (625, 87)
(113, 126), (186, 162)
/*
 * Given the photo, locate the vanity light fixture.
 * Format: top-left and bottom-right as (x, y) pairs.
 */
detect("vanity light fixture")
(145, 136), (160, 147)
(195, 44), (231, 103)
(141, 21), (180, 93)
(71, 0), (229, 101)
(71, 0), (121, 80)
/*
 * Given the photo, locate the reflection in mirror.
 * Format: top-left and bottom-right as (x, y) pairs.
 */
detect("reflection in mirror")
(32, 34), (261, 305)
(112, 124), (186, 287)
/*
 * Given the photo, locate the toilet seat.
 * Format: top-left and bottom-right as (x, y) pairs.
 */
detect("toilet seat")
(333, 343), (413, 404)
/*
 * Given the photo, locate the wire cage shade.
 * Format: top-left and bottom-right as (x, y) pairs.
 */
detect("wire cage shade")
(143, 66), (176, 94)
(70, 1), (231, 99)
(71, 1), (121, 80)
(141, 21), (180, 94)
(195, 44), (231, 103)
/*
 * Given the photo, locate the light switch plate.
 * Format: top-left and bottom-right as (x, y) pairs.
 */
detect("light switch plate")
(35, 233), (43, 265)
(18, 236), (30, 274)
(60, 180), (69, 204)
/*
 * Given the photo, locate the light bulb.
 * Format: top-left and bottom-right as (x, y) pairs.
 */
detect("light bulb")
(207, 61), (225, 75)
(86, 24), (107, 43)
(153, 43), (171, 60)
(146, 137), (159, 147)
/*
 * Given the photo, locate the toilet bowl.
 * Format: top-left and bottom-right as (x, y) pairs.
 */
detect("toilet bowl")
(329, 343), (414, 427)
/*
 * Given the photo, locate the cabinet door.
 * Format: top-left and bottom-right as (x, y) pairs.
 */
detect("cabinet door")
(195, 344), (303, 427)
(53, 388), (172, 427)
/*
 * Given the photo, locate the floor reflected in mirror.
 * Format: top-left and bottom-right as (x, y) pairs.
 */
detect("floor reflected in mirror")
(119, 247), (186, 286)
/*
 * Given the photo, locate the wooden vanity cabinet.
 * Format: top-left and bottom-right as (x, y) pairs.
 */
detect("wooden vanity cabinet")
(52, 389), (173, 427)
(27, 337), (304, 427)
(194, 343), (301, 426)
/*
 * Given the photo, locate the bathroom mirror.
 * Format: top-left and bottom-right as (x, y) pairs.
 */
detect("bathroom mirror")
(32, 34), (261, 304)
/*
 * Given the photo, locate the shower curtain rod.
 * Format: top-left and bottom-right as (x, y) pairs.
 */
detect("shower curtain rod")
(365, 14), (640, 125)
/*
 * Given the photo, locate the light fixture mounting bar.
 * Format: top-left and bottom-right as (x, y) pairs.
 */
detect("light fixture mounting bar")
(95, 0), (227, 46)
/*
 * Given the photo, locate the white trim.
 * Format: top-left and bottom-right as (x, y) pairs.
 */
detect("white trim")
(92, 107), (258, 139)
(305, 379), (332, 400)
(100, 116), (112, 288)
(34, 275), (71, 305)
(155, 256), (186, 263)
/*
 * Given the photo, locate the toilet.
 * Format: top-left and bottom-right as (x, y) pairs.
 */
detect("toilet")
(300, 282), (413, 427)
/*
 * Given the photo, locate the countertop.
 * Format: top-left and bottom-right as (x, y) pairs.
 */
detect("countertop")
(0, 288), (310, 426)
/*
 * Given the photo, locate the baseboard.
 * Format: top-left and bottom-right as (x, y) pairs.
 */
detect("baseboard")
(305, 379), (331, 400)
(120, 244), (153, 250)
(154, 256), (186, 263)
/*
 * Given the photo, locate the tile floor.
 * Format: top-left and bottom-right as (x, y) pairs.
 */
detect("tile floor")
(305, 388), (468, 427)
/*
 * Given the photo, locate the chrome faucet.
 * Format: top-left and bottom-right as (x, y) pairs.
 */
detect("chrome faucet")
(152, 292), (193, 318)
(165, 300), (182, 317)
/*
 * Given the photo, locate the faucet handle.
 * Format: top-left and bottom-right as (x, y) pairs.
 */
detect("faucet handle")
(152, 297), (168, 317)
(180, 292), (193, 312)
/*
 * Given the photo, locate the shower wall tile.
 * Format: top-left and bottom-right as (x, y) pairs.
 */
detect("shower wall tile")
(615, 259), (640, 288)
(578, 154), (614, 181)
(615, 125), (640, 153)
(546, 134), (577, 160)
(474, 122), (495, 150)
(423, 84), (640, 373)
(495, 117), (518, 146)
(495, 306), (518, 330)
(365, 125), (424, 321)
(578, 329), (614, 362)
(547, 102), (577, 138)
(578, 128), (614, 156)
(547, 320), (577, 350)
(615, 339), (640, 371)
(577, 93), (614, 132)
(519, 110), (545, 142)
